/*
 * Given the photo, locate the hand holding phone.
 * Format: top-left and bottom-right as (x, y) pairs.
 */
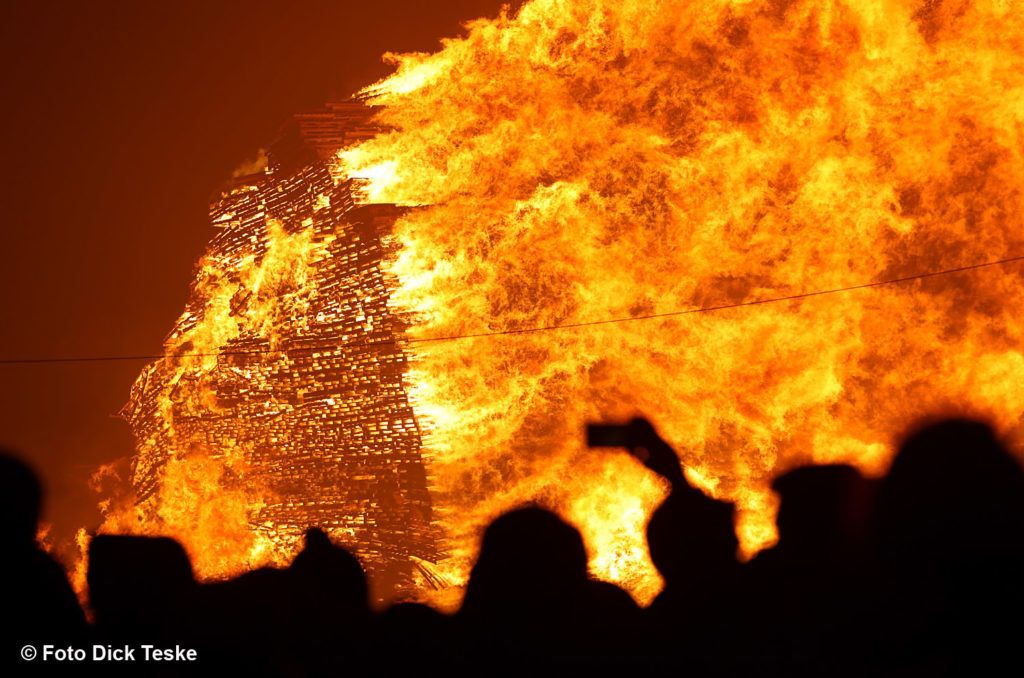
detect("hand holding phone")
(585, 418), (685, 488)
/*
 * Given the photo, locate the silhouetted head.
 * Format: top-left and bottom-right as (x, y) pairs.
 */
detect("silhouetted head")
(876, 418), (1024, 563)
(462, 506), (588, 615)
(290, 527), (368, 618)
(773, 464), (870, 557)
(0, 451), (43, 546)
(88, 535), (195, 632)
(647, 491), (737, 584)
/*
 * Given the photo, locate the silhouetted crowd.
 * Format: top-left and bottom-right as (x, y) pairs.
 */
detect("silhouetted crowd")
(4, 416), (1024, 676)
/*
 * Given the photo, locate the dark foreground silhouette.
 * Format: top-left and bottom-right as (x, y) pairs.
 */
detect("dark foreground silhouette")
(3, 416), (1024, 676)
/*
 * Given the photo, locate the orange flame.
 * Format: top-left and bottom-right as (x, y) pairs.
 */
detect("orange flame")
(100, 0), (1024, 607)
(338, 0), (1024, 603)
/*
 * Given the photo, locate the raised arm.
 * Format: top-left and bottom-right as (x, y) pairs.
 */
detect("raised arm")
(624, 418), (688, 491)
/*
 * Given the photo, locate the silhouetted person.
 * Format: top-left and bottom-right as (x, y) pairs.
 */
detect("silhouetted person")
(458, 506), (640, 668)
(611, 419), (743, 674)
(86, 535), (198, 677)
(193, 563), (294, 677)
(1, 451), (86, 672)
(188, 527), (372, 677)
(287, 528), (370, 676)
(743, 464), (875, 677)
(88, 535), (196, 640)
(870, 418), (1024, 675)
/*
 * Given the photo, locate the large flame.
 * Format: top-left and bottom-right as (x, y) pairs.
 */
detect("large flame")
(100, 0), (1024, 607)
(339, 0), (1024, 602)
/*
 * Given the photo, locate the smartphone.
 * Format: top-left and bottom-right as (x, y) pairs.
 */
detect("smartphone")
(586, 423), (631, 448)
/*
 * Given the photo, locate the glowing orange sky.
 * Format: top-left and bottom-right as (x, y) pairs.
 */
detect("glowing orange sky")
(0, 0), (514, 556)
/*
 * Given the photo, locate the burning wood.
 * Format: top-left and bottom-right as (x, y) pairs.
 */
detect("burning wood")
(115, 103), (439, 595)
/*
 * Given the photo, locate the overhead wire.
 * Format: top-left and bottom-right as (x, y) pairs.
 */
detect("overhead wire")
(1, 253), (1021, 366)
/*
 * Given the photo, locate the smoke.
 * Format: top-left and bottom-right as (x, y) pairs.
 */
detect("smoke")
(231, 148), (269, 178)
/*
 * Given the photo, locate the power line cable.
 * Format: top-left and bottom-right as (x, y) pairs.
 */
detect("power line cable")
(2, 253), (1022, 366)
